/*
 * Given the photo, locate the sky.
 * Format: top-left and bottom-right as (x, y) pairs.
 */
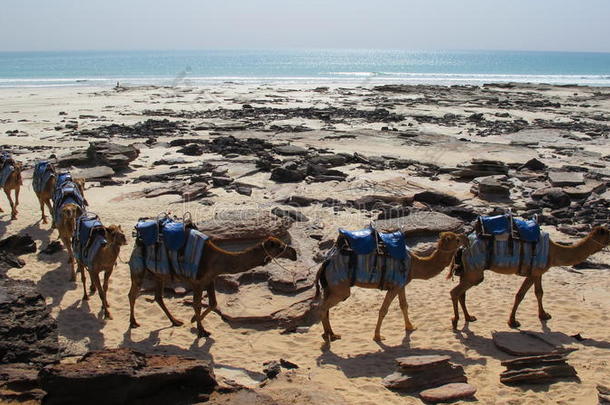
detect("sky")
(1, 0), (609, 53)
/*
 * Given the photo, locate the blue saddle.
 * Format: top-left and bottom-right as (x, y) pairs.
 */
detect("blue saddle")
(478, 214), (540, 242)
(53, 181), (85, 209)
(76, 213), (105, 247)
(378, 230), (407, 261)
(56, 172), (73, 188)
(339, 227), (376, 255)
(33, 161), (55, 194)
(135, 217), (188, 251)
(513, 218), (540, 243)
(73, 213), (107, 268)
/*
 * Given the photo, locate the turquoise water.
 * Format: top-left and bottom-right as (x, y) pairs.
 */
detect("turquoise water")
(1, 49), (609, 87)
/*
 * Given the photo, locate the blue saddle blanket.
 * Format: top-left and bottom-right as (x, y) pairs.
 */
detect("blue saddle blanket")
(479, 214), (540, 243)
(339, 227), (407, 260)
(73, 213), (106, 269)
(55, 172), (73, 188)
(129, 229), (209, 279)
(53, 185), (86, 225)
(33, 161), (55, 194)
(0, 164), (14, 188)
(324, 247), (411, 290)
(462, 231), (550, 273)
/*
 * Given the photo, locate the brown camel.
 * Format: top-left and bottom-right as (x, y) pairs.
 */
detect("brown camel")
(128, 236), (298, 337)
(77, 225), (127, 320)
(46, 177), (86, 226)
(450, 225), (610, 329)
(1, 161), (23, 220)
(316, 232), (466, 342)
(57, 203), (85, 281)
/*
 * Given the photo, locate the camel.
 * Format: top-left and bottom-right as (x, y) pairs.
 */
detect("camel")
(316, 232), (466, 342)
(77, 225), (127, 320)
(449, 225), (610, 329)
(1, 161), (23, 220)
(48, 177), (86, 227)
(128, 236), (298, 337)
(57, 203), (85, 281)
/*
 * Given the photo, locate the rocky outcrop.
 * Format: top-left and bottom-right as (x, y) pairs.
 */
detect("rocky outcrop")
(374, 211), (463, 236)
(198, 210), (293, 242)
(39, 348), (216, 405)
(0, 277), (59, 366)
(420, 383), (477, 403)
(57, 141), (139, 170)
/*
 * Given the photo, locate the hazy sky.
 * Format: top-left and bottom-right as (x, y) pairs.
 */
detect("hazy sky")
(1, 0), (609, 52)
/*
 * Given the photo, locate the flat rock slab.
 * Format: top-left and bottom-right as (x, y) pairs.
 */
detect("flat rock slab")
(419, 383), (477, 403)
(40, 348), (216, 405)
(73, 166), (115, 179)
(374, 211), (463, 237)
(492, 331), (558, 356)
(198, 210), (293, 242)
(382, 364), (466, 392)
(396, 355), (451, 371)
(548, 171), (585, 187)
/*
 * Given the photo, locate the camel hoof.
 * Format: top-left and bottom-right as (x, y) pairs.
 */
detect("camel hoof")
(405, 325), (417, 332)
(508, 319), (521, 328)
(373, 335), (385, 342)
(82, 295), (89, 301)
(466, 315), (477, 322)
(171, 319), (184, 327)
(451, 318), (459, 330)
(190, 315), (198, 323)
(323, 333), (341, 342)
(130, 321), (140, 328)
(539, 312), (552, 321)
(104, 313), (113, 320)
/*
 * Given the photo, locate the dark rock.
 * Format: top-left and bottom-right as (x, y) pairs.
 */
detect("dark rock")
(177, 143), (204, 156)
(271, 164), (306, 183)
(0, 235), (36, 256)
(236, 186), (252, 196)
(500, 353), (577, 385)
(279, 359), (299, 370)
(262, 361), (281, 379)
(41, 241), (63, 255)
(382, 364), (467, 392)
(56, 149), (89, 168)
(73, 166), (115, 180)
(0, 363), (45, 403)
(308, 154), (348, 167)
(153, 157), (186, 166)
(396, 355), (451, 371)
(0, 278), (59, 365)
(413, 191), (461, 206)
(88, 141), (139, 170)
(212, 176), (234, 187)
(419, 383), (477, 403)
(39, 348), (216, 405)
(531, 188), (571, 209)
(280, 196), (319, 207)
(272, 207), (309, 222)
(452, 159), (509, 179)
(519, 158), (547, 171)
(475, 176), (511, 200)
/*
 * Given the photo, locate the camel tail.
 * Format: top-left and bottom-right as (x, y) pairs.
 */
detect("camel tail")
(314, 262), (328, 300)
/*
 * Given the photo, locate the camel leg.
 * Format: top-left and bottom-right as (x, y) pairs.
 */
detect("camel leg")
(450, 275), (477, 329)
(459, 291), (477, 323)
(14, 187), (19, 213)
(191, 282), (217, 323)
(128, 272), (143, 328)
(374, 288), (399, 341)
(39, 197), (48, 224)
(91, 271), (112, 320)
(154, 277), (183, 327)
(319, 286), (350, 341)
(102, 269), (112, 307)
(192, 285), (210, 337)
(61, 236), (76, 281)
(397, 288), (416, 332)
(4, 189), (16, 219)
(534, 275), (551, 321)
(79, 263), (89, 301)
(508, 276), (535, 328)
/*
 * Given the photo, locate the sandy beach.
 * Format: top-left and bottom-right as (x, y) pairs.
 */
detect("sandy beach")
(1, 82), (609, 404)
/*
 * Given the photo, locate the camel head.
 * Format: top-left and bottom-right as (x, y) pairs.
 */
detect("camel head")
(590, 225), (610, 249)
(61, 204), (82, 230)
(105, 225), (128, 247)
(261, 237), (298, 262)
(437, 232), (467, 253)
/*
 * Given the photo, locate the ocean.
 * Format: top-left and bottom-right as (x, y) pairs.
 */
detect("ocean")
(1, 49), (609, 88)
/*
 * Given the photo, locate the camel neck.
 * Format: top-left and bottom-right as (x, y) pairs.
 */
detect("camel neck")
(410, 247), (455, 280)
(549, 233), (605, 267)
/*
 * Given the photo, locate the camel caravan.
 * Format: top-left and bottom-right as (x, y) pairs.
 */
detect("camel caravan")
(1, 151), (609, 342)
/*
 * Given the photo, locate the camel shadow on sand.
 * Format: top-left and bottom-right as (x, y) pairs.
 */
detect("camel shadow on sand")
(121, 327), (215, 362)
(55, 300), (106, 353)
